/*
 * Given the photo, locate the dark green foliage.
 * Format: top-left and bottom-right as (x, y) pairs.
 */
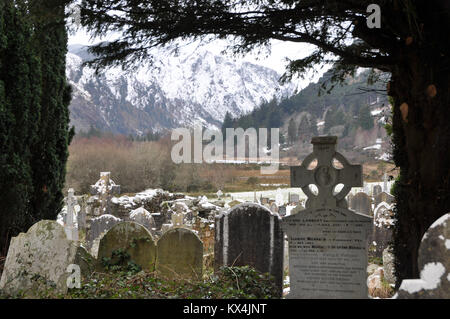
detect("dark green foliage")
(0, 2), (41, 253)
(0, 0), (73, 255)
(287, 118), (297, 144)
(1, 265), (280, 299)
(358, 104), (374, 130)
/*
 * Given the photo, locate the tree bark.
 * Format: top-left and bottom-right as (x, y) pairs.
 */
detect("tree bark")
(389, 46), (450, 286)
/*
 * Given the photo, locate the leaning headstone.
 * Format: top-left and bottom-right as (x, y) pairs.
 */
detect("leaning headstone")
(156, 228), (203, 280)
(349, 192), (372, 216)
(129, 206), (156, 236)
(285, 136), (371, 298)
(396, 213), (449, 298)
(0, 220), (94, 296)
(97, 222), (156, 271)
(215, 203), (284, 296)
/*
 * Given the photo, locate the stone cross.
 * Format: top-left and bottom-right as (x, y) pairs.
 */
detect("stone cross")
(290, 136), (362, 209)
(283, 136), (371, 298)
(65, 188), (79, 241)
(90, 172), (121, 215)
(383, 172), (388, 192)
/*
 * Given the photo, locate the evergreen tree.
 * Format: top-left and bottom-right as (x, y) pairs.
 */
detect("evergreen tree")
(221, 111), (233, 139)
(287, 118), (297, 145)
(28, 0), (74, 222)
(358, 105), (374, 130)
(297, 115), (311, 143)
(0, 1), (42, 254)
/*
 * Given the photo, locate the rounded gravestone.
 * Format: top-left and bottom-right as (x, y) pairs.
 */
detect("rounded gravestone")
(397, 213), (449, 298)
(214, 203), (284, 297)
(97, 221), (156, 271)
(129, 207), (156, 236)
(0, 220), (94, 296)
(156, 227), (203, 280)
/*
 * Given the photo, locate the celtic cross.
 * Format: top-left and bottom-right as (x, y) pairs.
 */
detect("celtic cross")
(290, 136), (362, 209)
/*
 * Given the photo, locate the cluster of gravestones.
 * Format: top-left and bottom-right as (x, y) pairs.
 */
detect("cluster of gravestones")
(347, 187), (395, 259)
(1, 137), (448, 299)
(59, 174), (222, 258)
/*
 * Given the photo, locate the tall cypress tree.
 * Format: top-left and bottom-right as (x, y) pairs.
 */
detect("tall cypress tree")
(29, 0), (74, 222)
(0, 1), (42, 254)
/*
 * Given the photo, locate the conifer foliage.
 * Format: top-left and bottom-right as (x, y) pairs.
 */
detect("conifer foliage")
(0, 0), (74, 255)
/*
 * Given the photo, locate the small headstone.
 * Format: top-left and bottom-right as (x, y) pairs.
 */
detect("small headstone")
(374, 191), (395, 207)
(171, 211), (184, 227)
(278, 206), (287, 217)
(383, 247), (396, 285)
(65, 188), (79, 241)
(289, 193), (300, 205)
(215, 203), (284, 296)
(0, 220), (94, 296)
(270, 202), (279, 213)
(129, 207), (156, 236)
(97, 221), (156, 271)
(349, 192), (372, 216)
(90, 172), (121, 215)
(216, 189), (223, 200)
(370, 202), (395, 258)
(86, 214), (122, 255)
(156, 228), (203, 280)
(372, 185), (382, 197)
(396, 213), (449, 298)
(284, 136), (371, 298)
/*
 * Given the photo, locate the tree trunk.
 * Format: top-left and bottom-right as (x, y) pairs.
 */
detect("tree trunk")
(389, 46), (450, 286)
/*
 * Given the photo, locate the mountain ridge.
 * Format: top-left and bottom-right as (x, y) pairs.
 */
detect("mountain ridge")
(66, 44), (297, 135)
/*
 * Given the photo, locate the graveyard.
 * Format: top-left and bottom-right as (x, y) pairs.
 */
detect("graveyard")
(1, 1), (449, 303)
(0, 136), (447, 300)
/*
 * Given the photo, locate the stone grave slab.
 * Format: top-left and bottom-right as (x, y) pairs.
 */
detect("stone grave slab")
(97, 221), (156, 271)
(156, 228), (203, 280)
(214, 203), (284, 296)
(0, 220), (94, 296)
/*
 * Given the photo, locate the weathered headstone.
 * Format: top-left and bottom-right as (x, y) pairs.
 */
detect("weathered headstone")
(270, 202), (279, 213)
(0, 220), (94, 296)
(97, 221), (156, 271)
(372, 185), (382, 197)
(289, 193), (300, 205)
(278, 206), (287, 217)
(383, 246), (396, 285)
(86, 214), (122, 256)
(396, 213), (449, 298)
(349, 192), (372, 216)
(374, 191), (395, 207)
(156, 228), (203, 280)
(284, 136), (372, 298)
(370, 202), (394, 258)
(214, 203), (284, 296)
(129, 206), (156, 236)
(65, 188), (79, 241)
(90, 172), (121, 215)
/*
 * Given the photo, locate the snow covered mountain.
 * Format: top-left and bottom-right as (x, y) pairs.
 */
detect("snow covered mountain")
(66, 44), (296, 135)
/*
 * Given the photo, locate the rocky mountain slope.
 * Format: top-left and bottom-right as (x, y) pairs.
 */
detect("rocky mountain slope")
(66, 44), (296, 135)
